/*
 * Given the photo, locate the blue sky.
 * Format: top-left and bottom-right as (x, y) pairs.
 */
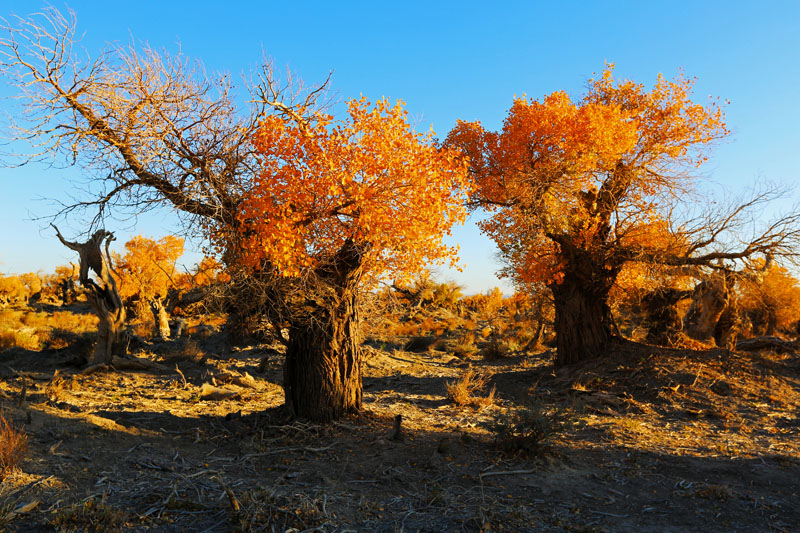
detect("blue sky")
(0, 1), (798, 293)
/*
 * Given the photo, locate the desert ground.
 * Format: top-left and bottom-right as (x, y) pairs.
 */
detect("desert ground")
(0, 301), (798, 532)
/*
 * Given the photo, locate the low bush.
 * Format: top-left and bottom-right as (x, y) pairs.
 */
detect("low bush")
(0, 411), (27, 480)
(486, 400), (569, 456)
(446, 368), (496, 408)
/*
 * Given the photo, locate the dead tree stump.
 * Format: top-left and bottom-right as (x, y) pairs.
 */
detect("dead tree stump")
(52, 225), (127, 364)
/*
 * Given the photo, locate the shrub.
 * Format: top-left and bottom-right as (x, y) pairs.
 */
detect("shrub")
(446, 368), (496, 408)
(0, 308), (99, 352)
(486, 400), (568, 455)
(162, 338), (206, 364)
(0, 328), (41, 351)
(50, 498), (130, 531)
(404, 336), (438, 353)
(481, 336), (510, 360)
(450, 332), (478, 358)
(0, 411), (27, 480)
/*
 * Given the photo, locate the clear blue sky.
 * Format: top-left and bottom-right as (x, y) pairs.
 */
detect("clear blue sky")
(0, 1), (798, 293)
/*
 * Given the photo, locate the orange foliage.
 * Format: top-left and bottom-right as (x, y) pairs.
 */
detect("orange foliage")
(739, 263), (800, 334)
(115, 235), (184, 303)
(463, 287), (504, 316)
(447, 65), (728, 286)
(614, 261), (694, 295)
(174, 256), (229, 290)
(231, 97), (470, 281)
(0, 275), (28, 304)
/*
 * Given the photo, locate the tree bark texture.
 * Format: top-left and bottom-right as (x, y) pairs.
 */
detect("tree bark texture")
(283, 289), (362, 422)
(282, 239), (368, 422)
(53, 226), (127, 364)
(149, 298), (171, 341)
(684, 275), (732, 344)
(713, 296), (741, 350)
(642, 288), (693, 346)
(551, 268), (614, 366)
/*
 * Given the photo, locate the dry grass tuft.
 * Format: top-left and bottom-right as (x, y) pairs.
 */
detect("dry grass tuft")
(486, 400), (567, 456)
(481, 336), (510, 360)
(446, 368), (496, 408)
(451, 332), (478, 358)
(0, 411), (27, 480)
(45, 372), (74, 403)
(50, 497), (130, 531)
(0, 328), (41, 351)
(0, 309), (97, 351)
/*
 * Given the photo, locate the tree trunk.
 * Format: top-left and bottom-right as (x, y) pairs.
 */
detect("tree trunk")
(551, 272), (614, 366)
(149, 298), (171, 341)
(93, 302), (126, 364)
(642, 288), (693, 346)
(685, 275), (732, 343)
(714, 297), (740, 349)
(53, 226), (127, 364)
(282, 239), (367, 422)
(283, 290), (362, 422)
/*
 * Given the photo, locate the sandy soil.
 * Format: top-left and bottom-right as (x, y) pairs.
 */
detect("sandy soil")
(0, 310), (798, 532)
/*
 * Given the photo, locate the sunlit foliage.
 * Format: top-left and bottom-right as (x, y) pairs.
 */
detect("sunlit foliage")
(230, 97), (471, 282)
(115, 235), (184, 314)
(447, 64), (728, 286)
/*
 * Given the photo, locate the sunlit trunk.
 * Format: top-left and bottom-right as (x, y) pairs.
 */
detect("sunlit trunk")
(551, 268), (614, 366)
(149, 298), (171, 341)
(282, 239), (367, 422)
(283, 289), (362, 422)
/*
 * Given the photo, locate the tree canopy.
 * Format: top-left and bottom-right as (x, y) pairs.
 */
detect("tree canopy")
(447, 65), (730, 286)
(229, 97), (470, 281)
(447, 65), (800, 364)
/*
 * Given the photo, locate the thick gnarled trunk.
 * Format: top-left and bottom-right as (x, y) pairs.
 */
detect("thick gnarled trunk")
(685, 274), (734, 345)
(643, 288), (693, 346)
(551, 271), (613, 366)
(93, 302), (126, 364)
(283, 289), (362, 422)
(282, 239), (367, 422)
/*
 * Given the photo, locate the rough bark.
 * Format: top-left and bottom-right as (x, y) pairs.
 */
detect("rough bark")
(59, 277), (76, 305)
(551, 269), (614, 366)
(283, 291), (362, 422)
(52, 225), (126, 364)
(714, 297), (741, 349)
(149, 298), (171, 341)
(642, 288), (693, 346)
(282, 240), (367, 422)
(684, 274), (732, 343)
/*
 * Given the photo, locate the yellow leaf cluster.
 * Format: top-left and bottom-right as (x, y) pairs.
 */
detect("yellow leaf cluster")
(115, 235), (184, 301)
(233, 97), (471, 281)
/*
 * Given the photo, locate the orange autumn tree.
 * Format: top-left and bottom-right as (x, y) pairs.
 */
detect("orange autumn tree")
(116, 235), (184, 340)
(739, 262), (800, 337)
(221, 97), (469, 421)
(448, 65), (799, 365)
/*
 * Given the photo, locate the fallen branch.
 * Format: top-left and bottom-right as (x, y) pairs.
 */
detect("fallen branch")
(735, 336), (798, 353)
(479, 469), (536, 478)
(242, 443), (336, 459)
(198, 383), (239, 401)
